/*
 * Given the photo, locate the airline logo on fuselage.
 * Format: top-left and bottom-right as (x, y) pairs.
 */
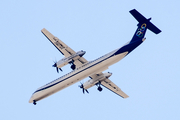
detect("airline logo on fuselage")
(136, 23), (146, 38)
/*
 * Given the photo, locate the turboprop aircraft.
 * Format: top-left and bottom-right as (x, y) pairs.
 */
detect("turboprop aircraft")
(29, 9), (161, 105)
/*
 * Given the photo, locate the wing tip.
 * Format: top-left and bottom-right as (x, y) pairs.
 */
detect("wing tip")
(123, 95), (129, 99)
(41, 28), (47, 33)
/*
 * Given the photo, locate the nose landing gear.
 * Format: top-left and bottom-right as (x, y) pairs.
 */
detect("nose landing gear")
(33, 100), (37, 105)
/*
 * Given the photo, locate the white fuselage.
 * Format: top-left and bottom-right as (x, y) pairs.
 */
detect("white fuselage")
(29, 49), (128, 103)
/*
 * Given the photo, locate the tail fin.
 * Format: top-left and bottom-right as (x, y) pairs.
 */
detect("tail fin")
(130, 9), (161, 34)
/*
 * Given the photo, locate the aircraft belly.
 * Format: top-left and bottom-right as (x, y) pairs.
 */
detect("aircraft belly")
(30, 69), (94, 102)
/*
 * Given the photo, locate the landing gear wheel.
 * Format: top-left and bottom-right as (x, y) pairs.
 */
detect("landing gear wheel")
(33, 100), (37, 105)
(71, 64), (76, 70)
(97, 86), (103, 92)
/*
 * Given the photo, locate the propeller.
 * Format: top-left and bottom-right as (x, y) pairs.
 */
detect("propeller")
(79, 83), (89, 94)
(52, 61), (62, 73)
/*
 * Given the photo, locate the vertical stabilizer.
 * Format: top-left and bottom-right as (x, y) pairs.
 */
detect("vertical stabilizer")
(128, 9), (161, 45)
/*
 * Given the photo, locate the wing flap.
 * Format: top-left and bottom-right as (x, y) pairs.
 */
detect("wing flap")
(101, 79), (129, 98)
(74, 57), (88, 67)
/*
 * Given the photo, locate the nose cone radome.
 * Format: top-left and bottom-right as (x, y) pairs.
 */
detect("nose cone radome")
(29, 95), (34, 103)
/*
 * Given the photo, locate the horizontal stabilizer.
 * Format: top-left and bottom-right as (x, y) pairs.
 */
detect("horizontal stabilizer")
(130, 9), (161, 34)
(130, 9), (147, 23)
(147, 22), (161, 34)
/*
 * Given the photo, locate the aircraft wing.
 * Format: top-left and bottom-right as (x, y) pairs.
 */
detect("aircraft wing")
(41, 28), (88, 67)
(101, 78), (129, 98)
(41, 28), (76, 57)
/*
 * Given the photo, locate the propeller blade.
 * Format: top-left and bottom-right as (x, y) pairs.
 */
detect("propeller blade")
(59, 68), (63, 71)
(79, 83), (89, 94)
(56, 67), (59, 73)
(83, 88), (85, 94)
(85, 89), (89, 94)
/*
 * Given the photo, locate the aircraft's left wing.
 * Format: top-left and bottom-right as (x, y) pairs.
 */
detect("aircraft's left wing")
(101, 79), (129, 98)
(41, 28), (75, 57)
(41, 28), (88, 67)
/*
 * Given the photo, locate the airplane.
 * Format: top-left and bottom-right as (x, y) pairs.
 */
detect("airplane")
(29, 9), (161, 105)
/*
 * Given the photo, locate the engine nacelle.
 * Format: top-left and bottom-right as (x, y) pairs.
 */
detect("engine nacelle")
(56, 50), (86, 69)
(83, 72), (112, 90)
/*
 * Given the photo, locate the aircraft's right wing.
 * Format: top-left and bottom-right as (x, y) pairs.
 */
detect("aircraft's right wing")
(101, 79), (129, 98)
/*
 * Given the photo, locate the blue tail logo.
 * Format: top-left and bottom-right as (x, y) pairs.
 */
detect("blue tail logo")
(136, 23), (146, 38)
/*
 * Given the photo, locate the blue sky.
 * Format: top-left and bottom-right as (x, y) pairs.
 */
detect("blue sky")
(1, 0), (180, 120)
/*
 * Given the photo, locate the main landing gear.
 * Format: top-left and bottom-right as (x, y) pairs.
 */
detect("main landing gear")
(69, 60), (76, 70)
(33, 100), (37, 105)
(96, 81), (103, 92)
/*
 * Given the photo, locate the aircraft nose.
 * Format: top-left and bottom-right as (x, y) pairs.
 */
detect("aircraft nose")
(29, 94), (35, 103)
(29, 97), (33, 103)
